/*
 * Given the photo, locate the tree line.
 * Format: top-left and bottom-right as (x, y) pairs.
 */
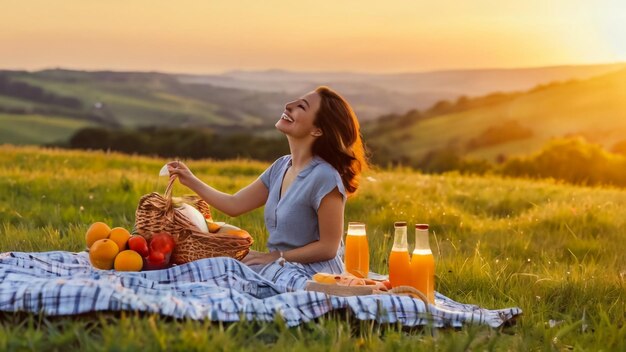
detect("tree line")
(412, 137), (626, 188)
(65, 127), (289, 162)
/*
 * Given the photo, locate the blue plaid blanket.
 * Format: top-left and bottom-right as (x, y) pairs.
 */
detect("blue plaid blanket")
(0, 251), (521, 327)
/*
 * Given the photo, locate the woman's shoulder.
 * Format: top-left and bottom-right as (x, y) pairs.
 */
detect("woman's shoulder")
(260, 155), (291, 186)
(309, 156), (339, 177)
(302, 157), (347, 204)
(276, 154), (291, 164)
(308, 157), (345, 192)
(268, 155), (291, 170)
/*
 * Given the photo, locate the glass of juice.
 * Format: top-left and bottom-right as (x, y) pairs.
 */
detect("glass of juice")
(344, 222), (369, 278)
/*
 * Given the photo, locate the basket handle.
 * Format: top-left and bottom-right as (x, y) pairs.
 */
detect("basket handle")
(163, 175), (177, 219)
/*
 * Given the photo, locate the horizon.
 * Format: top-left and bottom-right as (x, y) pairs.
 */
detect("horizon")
(3, 60), (626, 77)
(2, 1), (625, 74)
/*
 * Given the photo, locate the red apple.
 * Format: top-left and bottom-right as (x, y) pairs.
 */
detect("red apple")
(144, 251), (168, 270)
(141, 232), (176, 270)
(128, 235), (149, 257)
(150, 232), (176, 254)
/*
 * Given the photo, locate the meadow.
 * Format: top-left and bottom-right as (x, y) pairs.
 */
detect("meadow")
(0, 145), (625, 351)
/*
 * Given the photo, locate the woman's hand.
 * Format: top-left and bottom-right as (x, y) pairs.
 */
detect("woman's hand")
(242, 250), (280, 266)
(167, 160), (197, 187)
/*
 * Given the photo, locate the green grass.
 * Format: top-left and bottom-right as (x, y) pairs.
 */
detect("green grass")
(0, 114), (97, 145)
(0, 95), (41, 110)
(1, 145), (625, 351)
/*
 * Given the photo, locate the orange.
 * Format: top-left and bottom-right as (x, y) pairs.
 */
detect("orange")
(227, 229), (251, 239)
(89, 239), (119, 270)
(216, 224), (251, 239)
(108, 227), (131, 250)
(85, 222), (111, 248)
(114, 250), (144, 271)
(207, 221), (222, 233)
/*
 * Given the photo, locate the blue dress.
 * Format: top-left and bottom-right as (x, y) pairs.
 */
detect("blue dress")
(248, 155), (347, 290)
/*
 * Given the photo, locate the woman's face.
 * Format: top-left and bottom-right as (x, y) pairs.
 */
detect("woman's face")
(275, 91), (322, 139)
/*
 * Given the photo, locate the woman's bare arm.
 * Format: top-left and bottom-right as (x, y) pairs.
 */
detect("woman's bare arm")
(167, 161), (268, 217)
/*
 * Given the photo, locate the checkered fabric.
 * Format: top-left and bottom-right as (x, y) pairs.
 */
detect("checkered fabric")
(0, 251), (521, 327)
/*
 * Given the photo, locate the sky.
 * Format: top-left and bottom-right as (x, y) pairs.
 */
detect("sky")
(1, 0), (625, 74)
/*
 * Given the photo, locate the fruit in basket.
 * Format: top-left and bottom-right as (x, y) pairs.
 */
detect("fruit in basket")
(128, 235), (149, 257)
(177, 203), (209, 233)
(114, 250), (144, 271)
(206, 220), (222, 233)
(142, 232), (175, 270)
(150, 232), (176, 254)
(85, 222), (111, 248)
(144, 251), (168, 270)
(216, 224), (251, 239)
(108, 227), (131, 250)
(89, 239), (120, 270)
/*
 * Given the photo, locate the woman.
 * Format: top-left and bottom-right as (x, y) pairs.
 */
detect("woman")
(167, 86), (367, 290)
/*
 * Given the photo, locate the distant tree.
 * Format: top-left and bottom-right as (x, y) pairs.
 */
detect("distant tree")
(466, 120), (533, 150)
(455, 95), (470, 109)
(418, 148), (462, 173)
(69, 128), (112, 150)
(66, 127), (289, 162)
(500, 137), (626, 187)
(417, 147), (492, 175)
(611, 140), (626, 155)
(427, 100), (454, 115)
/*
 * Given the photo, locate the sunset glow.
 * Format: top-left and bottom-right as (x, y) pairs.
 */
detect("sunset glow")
(1, 0), (625, 73)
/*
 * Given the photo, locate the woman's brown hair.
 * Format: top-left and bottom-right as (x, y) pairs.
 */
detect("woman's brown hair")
(312, 86), (368, 195)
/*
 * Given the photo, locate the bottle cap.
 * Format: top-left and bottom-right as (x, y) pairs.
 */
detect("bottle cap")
(415, 224), (429, 230)
(394, 221), (407, 227)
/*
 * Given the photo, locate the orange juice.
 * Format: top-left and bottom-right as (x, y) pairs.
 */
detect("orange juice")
(410, 224), (435, 304)
(388, 221), (411, 287)
(410, 250), (435, 303)
(389, 250), (412, 287)
(344, 222), (369, 278)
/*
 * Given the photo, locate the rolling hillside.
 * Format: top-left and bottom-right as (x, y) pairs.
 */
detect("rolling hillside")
(364, 68), (626, 164)
(0, 69), (292, 145)
(180, 63), (626, 118)
(1, 64), (625, 148)
(0, 70), (284, 127)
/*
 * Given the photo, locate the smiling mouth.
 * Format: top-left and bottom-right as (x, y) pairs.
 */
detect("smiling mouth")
(281, 113), (294, 122)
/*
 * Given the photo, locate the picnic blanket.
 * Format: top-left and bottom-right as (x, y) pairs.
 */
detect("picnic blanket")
(0, 251), (522, 328)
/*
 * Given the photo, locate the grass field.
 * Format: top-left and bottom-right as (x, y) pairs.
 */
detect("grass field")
(0, 145), (625, 351)
(0, 114), (97, 146)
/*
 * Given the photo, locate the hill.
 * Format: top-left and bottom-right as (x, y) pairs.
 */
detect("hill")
(1, 63), (625, 147)
(180, 63), (626, 117)
(0, 69), (292, 144)
(364, 68), (626, 164)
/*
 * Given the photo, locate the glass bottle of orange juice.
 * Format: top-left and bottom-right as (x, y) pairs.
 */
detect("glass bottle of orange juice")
(410, 224), (435, 303)
(388, 221), (412, 288)
(344, 222), (369, 278)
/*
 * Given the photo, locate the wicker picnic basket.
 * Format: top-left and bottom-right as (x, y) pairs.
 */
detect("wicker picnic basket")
(133, 176), (253, 264)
